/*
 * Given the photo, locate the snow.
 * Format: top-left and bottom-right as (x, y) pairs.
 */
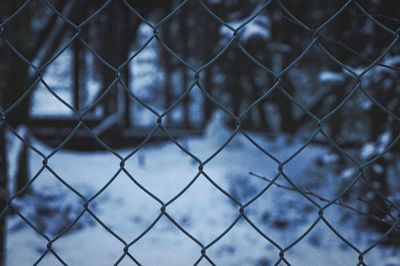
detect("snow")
(30, 49), (103, 117)
(204, 110), (231, 143)
(320, 153), (340, 164)
(361, 143), (376, 159)
(5, 115), (399, 265)
(220, 14), (270, 42)
(351, 55), (400, 87)
(372, 164), (384, 174)
(361, 132), (393, 160)
(319, 71), (345, 83)
(341, 168), (356, 181)
(379, 131), (392, 148)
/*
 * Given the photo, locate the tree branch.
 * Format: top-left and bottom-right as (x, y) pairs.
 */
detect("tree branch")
(249, 172), (399, 228)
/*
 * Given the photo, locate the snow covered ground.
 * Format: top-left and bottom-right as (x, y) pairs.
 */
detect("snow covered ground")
(5, 116), (399, 266)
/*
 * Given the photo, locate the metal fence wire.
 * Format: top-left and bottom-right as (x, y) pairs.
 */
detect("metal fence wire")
(1, 0), (400, 265)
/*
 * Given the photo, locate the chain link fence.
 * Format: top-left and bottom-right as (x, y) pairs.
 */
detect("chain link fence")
(1, 0), (400, 265)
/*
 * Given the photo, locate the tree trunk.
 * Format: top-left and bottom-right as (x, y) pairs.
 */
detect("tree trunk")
(72, 40), (84, 111)
(15, 133), (30, 195)
(328, 81), (346, 140)
(276, 82), (296, 135)
(365, 110), (392, 234)
(202, 67), (214, 127)
(180, 8), (190, 128)
(366, 156), (391, 233)
(123, 66), (132, 128)
(97, 3), (139, 121)
(161, 12), (174, 127)
(98, 5), (120, 117)
(2, 0), (32, 197)
(250, 80), (272, 132)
